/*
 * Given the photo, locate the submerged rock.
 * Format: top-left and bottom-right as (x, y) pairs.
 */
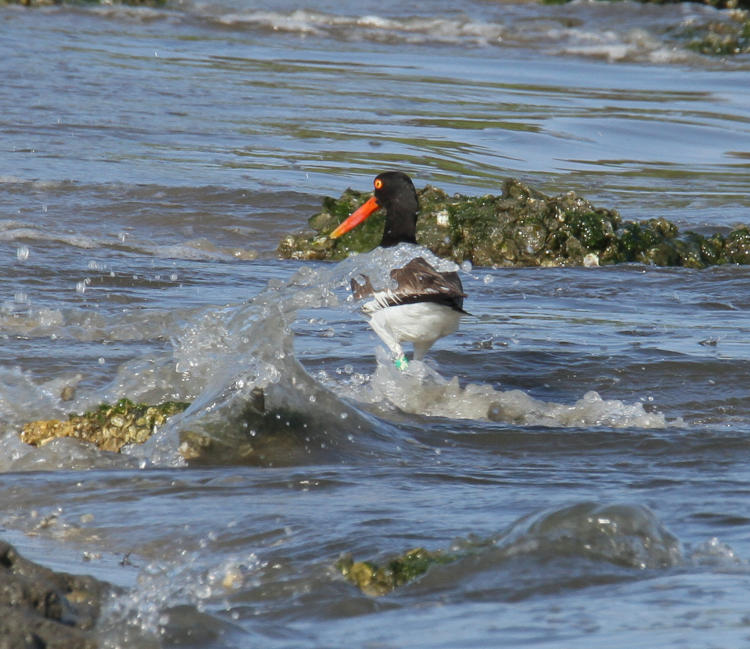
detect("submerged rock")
(336, 547), (455, 597)
(278, 178), (750, 268)
(18, 388), (352, 466)
(0, 539), (110, 649)
(21, 398), (189, 453)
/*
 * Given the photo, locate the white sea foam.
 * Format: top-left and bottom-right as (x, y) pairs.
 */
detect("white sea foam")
(335, 347), (670, 429)
(191, 6), (714, 63)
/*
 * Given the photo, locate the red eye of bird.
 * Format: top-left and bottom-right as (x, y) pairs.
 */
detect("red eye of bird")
(374, 178), (383, 190)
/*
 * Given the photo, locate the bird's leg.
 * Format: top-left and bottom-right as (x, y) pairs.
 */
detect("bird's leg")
(368, 312), (408, 370)
(412, 340), (435, 362)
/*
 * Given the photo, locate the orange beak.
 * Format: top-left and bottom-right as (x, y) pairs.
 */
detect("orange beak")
(329, 195), (380, 239)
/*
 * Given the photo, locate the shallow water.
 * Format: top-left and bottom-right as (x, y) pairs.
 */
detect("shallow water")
(1, 0), (750, 646)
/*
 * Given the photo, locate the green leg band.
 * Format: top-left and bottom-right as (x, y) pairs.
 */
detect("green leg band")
(394, 356), (409, 371)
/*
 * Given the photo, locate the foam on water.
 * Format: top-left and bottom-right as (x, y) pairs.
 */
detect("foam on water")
(345, 350), (670, 429)
(187, 4), (720, 64)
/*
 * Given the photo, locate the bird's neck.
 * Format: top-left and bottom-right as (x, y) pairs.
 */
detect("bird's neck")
(381, 209), (418, 247)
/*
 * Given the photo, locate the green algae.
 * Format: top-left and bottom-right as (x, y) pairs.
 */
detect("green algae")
(278, 178), (750, 269)
(21, 398), (190, 452)
(337, 547), (456, 596)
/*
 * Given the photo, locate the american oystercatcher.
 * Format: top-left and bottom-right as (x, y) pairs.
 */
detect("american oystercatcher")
(330, 171), (467, 368)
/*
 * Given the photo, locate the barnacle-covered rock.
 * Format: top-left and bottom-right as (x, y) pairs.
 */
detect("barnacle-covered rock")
(278, 178), (749, 269)
(21, 399), (189, 453)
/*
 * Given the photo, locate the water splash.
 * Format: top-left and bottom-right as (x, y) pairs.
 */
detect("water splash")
(0, 241), (676, 470)
(494, 502), (683, 570)
(99, 545), (264, 648)
(327, 346), (670, 429)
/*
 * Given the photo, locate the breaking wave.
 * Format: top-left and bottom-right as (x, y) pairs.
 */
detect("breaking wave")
(0, 243), (678, 471)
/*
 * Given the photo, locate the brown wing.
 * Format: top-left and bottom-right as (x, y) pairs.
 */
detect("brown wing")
(389, 257), (468, 313)
(350, 275), (375, 301)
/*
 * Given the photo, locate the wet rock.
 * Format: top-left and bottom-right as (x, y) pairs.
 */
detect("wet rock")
(278, 178), (750, 268)
(0, 540), (110, 649)
(678, 12), (750, 56)
(550, 0), (750, 10)
(336, 547), (455, 597)
(724, 226), (750, 263)
(18, 388), (346, 466)
(21, 398), (189, 453)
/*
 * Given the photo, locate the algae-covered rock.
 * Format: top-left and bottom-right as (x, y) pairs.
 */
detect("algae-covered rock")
(18, 387), (348, 467)
(337, 547), (455, 596)
(21, 398), (189, 452)
(278, 178), (750, 269)
(724, 226), (750, 264)
(679, 13), (750, 55)
(277, 187), (377, 261)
